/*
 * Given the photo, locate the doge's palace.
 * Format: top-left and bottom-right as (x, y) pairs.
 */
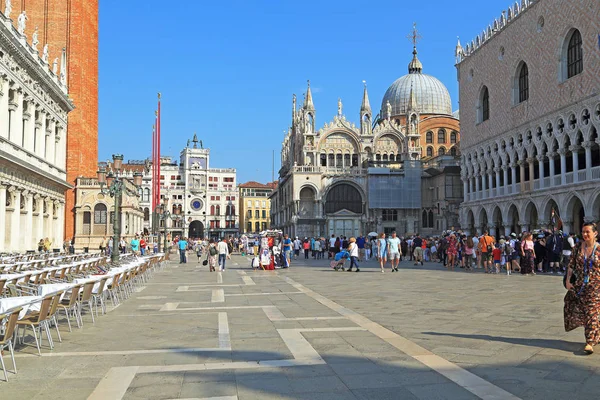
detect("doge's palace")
(0, 8), (73, 251)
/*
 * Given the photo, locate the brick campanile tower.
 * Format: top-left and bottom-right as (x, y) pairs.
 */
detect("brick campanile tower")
(4, 0), (99, 241)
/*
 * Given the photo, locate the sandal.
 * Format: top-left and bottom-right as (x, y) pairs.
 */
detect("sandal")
(585, 344), (594, 354)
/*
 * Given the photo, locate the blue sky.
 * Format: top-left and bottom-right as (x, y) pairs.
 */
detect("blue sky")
(99, 0), (512, 184)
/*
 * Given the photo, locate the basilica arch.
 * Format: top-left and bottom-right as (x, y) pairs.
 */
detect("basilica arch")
(317, 130), (361, 168)
(324, 182), (364, 238)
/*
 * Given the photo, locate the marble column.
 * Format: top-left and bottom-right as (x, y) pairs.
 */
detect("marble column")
(548, 152), (556, 182)
(475, 173), (481, 196)
(55, 201), (64, 247)
(35, 196), (44, 245)
(510, 162), (517, 193)
(469, 176), (474, 198)
(46, 198), (54, 245)
(9, 89), (23, 145)
(22, 100), (35, 151)
(46, 119), (56, 163)
(571, 145), (580, 182)
(537, 155), (545, 189)
(487, 172), (493, 197)
(502, 166), (508, 196)
(520, 221), (530, 233)
(36, 111), (47, 158)
(518, 160), (525, 192)
(0, 184), (6, 251)
(462, 177), (468, 201)
(583, 141), (593, 181)
(0, 76), (9, 138)
(23, 191), (33, 250)
(494, 168), (501, 194)
(527, 157), (535, 188)
(9, 187), (21, 251)
(559, 148), (567, 185)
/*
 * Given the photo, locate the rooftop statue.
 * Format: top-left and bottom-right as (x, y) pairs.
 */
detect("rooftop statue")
(17, 11), (27, 35)
(4, 0), (11, 19)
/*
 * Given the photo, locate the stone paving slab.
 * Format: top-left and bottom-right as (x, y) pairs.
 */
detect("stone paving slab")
(2, 255), (600, 399)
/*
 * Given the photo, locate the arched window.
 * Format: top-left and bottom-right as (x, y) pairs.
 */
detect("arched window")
(422, 210), (428, 227)
(482, 87), (489, 121)
(144, 207), (149, 221)
(438, 147), (446, 156)
(437, 129), (446, 144)
(428, 210), (434, 228)
(255, 222), (260, 232)
(376, 154), (381, 161)
(450, 147), (457, 156)
(383, 154), (388, 161)
(567, 29), (583, 79)
(426, 131), (433, 144)
(215, 205), (220, 215)
(518, 62), (529, 103)
(328, 153), (334, 166)
(93, 203), (107, 235)
(246, 222), (252, 232)
(94, 203), (107, 224)
(210, 205), (215, 215)
(231, 205), (235, 216)
(82, 211), (91, 235)
(450, 132), (457, 144)
(320, 153), (326, 166)
(325, 184), (362, 214)
(427, 146), (433, 157)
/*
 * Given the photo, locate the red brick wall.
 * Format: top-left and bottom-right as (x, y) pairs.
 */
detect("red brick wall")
(3, 0), (99, 240)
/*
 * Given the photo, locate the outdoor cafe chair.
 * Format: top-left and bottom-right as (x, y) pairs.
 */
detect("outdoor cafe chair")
(92, 277), (109, 316)
(58, 284), (82, 331)
(15, 295), (53, 356)
(0, 307), (22, 381)
(105, 273), (121, 307)
(79, 282), (96, 325)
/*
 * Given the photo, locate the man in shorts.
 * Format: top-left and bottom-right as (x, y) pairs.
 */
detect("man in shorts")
(388, 231), (402, 272)
(478, 230), (495, 273)
(413, 234), (424, 265)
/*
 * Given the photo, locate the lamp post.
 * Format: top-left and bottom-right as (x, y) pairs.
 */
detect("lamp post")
(158, 195), (182, 259)
(97, 154), (143, 264)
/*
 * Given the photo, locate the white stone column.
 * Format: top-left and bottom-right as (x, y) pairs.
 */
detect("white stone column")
(35, 195), (44, 244)
(22, 100), (34, 151)
(510, 162), (517, 193)
(55, 201), (65, 247)
(494, 168), (501, 194)
(46, 119), (56, 163)
(36, 111), (47, 158)
(9, 187), (21, 251)
(22, 191), (33, 250)
(56, 125), (66, 169)
(537, 155), (545, 189)
(559, 148), (567, 185)
(0, 76), (9, 138)
(475, 173), (481, 195)
(46, 198), (54, 246)
(584, 141), (593, 181)
(8, 89), (24, 145)
(462, 177), (468, 201)
(527, 157), (535, 187)
(469, 176), (474, 197)
(502, 166), (508, 195)
(518, 161), (525, 192)
(0, 185), (6, 251)
(487, 172), (493, 197)
(571, 145), (580, 182)
(549, 152), (556, 181)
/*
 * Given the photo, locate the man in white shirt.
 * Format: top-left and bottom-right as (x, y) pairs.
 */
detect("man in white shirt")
(217, 238), (230, 271)
(329, 235), (337, 259)
(562, 232), (576, 274)
(388, 231), (402, 272)
(293, 237), (302, 259)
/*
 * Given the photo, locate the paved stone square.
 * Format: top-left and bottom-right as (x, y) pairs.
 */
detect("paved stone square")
(2, 255), (599, 399)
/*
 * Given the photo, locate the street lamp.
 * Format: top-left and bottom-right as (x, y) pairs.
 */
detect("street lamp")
(158, 195), (183, 259)
(97, 154), (143, 264)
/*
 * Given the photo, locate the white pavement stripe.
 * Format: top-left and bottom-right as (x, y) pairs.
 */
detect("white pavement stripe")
(277, 329), (324, 362)
(159, 302), (179, 311)
(217, 272), (223, 283)
(136, 358), (324, 374)
(218, 312), (231, 349)
(168, 397), (238, 400)
(226, 292), (300, 297)
(212, 288), (225, 303)
(15, 347), (228, 358)
(242, 276), (255, 285)
(281, 276), (521, 400)
(88, 366), (138, 400)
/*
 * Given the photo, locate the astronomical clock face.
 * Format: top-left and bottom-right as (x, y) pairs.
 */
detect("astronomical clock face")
(188, 158), (206, 169)
(190, 199), (203, 211)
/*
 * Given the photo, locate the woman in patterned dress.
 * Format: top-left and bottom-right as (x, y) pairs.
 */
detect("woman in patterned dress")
(520, 232), (536, 275)
(564, 222), (600, 354)
(446, 234), (458, 271)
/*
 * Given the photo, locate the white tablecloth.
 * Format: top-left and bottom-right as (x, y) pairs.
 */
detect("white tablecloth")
(38, 283), (73, 300)
(0, 296), (42, 319)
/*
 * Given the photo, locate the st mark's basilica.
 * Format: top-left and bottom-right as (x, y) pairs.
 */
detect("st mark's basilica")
(270, 34), (462, 239)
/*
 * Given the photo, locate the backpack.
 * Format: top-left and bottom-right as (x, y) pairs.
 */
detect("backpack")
(209, 246), (218, 256)
(504, 242), (513, 255)
(562, 236), (572, 251)
(514, 240), (522, 254)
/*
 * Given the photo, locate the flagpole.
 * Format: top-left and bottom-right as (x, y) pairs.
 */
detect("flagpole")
(157, 93), (162, 222)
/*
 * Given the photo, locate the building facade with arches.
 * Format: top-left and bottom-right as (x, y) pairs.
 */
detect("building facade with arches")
(271, 44), (461, 238)
(0, 8), (73, 252)
(456, 0), (600, 237)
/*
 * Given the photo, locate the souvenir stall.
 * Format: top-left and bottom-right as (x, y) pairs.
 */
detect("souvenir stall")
(258, 230), (282, 270)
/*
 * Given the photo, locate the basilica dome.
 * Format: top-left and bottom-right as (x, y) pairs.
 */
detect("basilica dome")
(381, 48), (452, 116)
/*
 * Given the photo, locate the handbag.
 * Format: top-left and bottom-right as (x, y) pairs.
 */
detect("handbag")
(202, 260), (208, 266)
(563, 244), (580, 289)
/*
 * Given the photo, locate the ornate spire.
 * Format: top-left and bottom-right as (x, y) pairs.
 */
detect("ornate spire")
(304, 80), (315, 111)
(455, 37), (464, 64)
(407, 23), (423, 74)
(407, 83), (417, 111)
(360, 80), (371, 114)
(192, 132), (198, 148)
